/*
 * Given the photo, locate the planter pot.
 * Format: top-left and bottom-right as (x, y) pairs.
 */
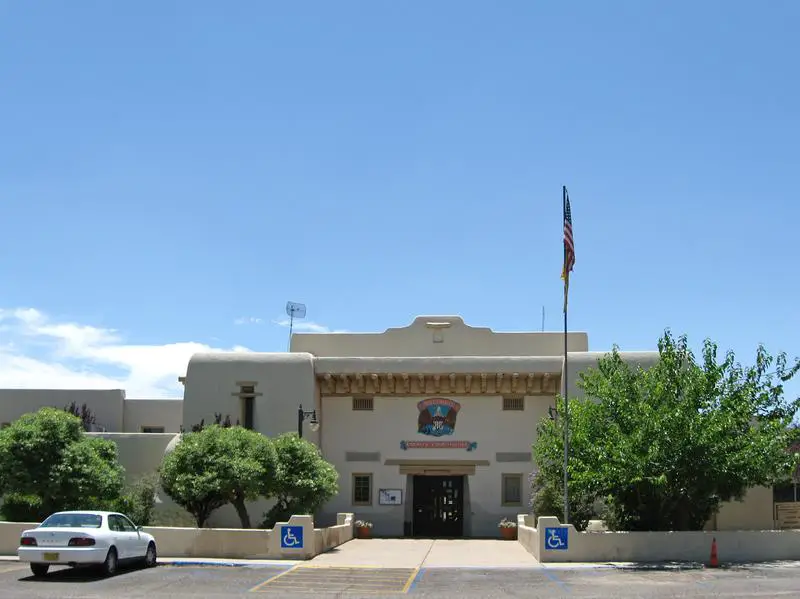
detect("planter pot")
(499, 527), (517, 540)
(357, 527), (372, 539)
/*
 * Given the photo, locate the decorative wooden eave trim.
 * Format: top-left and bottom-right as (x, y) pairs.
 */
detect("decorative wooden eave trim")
(316, 371), (560, 396)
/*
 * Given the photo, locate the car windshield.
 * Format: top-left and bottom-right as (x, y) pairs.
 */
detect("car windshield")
(40, 513), (103, 528)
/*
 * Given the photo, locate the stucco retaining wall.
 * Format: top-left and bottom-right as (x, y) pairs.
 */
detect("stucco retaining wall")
(524, 515), (800, 563)
(0, 513), (354, 560)
(516, 514), (539, 561)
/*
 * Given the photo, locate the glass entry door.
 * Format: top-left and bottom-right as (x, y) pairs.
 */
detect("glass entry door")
(412, 475), (464, 537)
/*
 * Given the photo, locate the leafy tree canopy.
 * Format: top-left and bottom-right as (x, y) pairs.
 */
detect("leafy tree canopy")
(533, 330), (800, 531)
(159, 425), (277, 528)
(0, 408), (125, 521)
(261, 433), (339, 528)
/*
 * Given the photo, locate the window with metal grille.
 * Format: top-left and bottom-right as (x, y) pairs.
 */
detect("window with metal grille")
(352, 397), (374, 411)
(503, 396), (524, 411)
(352, 474), (372, 505)
(502, 474), (523, 506)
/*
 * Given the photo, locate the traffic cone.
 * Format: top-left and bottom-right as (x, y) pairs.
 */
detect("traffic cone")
(708, 537), (719, 568)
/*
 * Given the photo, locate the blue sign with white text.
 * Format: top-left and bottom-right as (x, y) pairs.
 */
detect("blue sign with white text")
(544, 527), (568, 551)
(280, 525), (304, 549)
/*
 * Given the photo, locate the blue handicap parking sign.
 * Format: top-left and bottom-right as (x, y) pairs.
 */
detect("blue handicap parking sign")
(544, 527), (568, 551)
(280, 525), (304, 549)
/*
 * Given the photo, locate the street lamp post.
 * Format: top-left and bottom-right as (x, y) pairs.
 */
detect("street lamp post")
(297, 405), (319, 438)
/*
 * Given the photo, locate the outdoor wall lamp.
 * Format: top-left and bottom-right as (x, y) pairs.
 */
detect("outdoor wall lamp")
(548, 406), (558, 421)
(298, 404), (319, 438)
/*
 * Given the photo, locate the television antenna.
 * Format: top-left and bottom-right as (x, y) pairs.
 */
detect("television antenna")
(285, 301), (307, 351)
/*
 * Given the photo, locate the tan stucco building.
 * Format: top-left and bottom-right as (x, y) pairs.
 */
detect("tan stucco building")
(0, 316), (779, 534)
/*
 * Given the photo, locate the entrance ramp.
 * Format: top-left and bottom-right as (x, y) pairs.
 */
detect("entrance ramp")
(309, 539), (540, 569)
(423, 539), (540, 568)
(310, 539), (435, 568)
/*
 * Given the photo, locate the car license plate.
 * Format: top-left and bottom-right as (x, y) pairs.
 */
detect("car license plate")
(43, 552), (59, 561)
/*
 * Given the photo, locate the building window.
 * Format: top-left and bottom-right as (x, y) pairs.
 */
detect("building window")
(503, 396), (524, 411)
(502, 474), (523, 506)
(232, 383), (262, 430)
(140, 426), (165, 434)
(352, 474), (373, 506)
(352, 397), (374, 411)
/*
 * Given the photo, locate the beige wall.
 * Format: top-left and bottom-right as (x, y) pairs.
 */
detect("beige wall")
(528, 515), (800, 563)
(89, 432), (176, 483)
(182, 352), (318, 445)
(320, 394), (553, 537)
(0, 514), (354, 560)
(291, 315), (589, 357)
(0, 389), (125, 431)
(711, 486), (776, 531)
(122, 400), (182, 433)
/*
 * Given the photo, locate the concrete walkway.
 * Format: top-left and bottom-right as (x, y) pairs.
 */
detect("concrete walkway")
(308, 539), (540, 569)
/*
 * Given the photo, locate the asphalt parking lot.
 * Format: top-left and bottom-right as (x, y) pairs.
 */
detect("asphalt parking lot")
(0, 560), (799, 598)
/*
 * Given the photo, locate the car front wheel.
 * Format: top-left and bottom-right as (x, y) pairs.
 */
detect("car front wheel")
(30, 563), (49, 577)
(144, 542), (157, 568)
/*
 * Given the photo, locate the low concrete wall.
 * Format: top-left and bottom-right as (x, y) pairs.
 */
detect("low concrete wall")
(0, 513), (355, 560)
(532, 515), (800, 563)
(314, 512), (354, 555)
(516, 514), (539, 561)
(0, 522), (34, 556)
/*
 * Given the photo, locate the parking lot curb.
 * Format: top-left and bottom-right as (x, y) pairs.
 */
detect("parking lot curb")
(160, 558), (301, 568)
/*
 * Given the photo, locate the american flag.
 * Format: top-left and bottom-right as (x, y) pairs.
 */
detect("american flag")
(561, 187), (575, 310)
(561, 189), (575, 280)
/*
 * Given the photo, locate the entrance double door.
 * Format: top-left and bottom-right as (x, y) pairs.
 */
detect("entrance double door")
(412, 475), (464, 537)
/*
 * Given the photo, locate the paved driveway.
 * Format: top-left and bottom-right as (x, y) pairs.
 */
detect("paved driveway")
(2, 560), (800, 598)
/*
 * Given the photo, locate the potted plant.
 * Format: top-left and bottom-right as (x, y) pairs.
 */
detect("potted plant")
(498, 517), (518, 540)
(355, 520), (373, 539)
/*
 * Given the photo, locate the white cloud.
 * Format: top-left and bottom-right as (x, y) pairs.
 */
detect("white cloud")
(271, 318), (345, 333)
(0, 308), (251, 399)
(234, 316), (264, 325)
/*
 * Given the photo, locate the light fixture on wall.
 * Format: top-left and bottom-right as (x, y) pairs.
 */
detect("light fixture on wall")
(298, 404), (319, 438)
(548, 406), (558, 421)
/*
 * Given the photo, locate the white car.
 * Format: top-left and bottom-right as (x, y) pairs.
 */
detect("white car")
(17, 510), (157, 577)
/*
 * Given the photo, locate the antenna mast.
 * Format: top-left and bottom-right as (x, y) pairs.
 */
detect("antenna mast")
(285, 301), (307, 351)
(541, 305), (545, 332)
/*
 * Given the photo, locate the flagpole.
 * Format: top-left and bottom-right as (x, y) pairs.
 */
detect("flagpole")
(562, 185), (570, 525)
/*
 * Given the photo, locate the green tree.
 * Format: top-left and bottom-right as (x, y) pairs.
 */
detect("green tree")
(116, 473), (159, 527)
(159, 425), (277, 528)
(261, 433), (339, 528)
(0, 408), (125, 521)
(533, 330), (800, 531)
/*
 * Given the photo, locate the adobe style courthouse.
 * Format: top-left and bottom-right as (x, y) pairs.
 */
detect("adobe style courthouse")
(0, 316), (776, 534)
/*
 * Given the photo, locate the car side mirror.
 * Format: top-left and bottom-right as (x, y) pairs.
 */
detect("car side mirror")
(137, 526), (143, 531)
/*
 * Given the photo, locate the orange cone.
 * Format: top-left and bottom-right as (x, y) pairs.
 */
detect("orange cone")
(708, 537), (719, 568)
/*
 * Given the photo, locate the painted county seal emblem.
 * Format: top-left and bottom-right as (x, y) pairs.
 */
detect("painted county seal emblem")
(417, 397), (460, 437)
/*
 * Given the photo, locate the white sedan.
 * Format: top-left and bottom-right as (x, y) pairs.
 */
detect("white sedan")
(17, 510), (157, 577)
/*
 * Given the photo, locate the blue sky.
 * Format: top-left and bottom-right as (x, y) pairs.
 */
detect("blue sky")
(0, 1), (797, 400)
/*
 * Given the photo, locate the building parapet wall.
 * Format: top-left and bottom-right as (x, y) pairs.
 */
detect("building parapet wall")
(291, 316), (589, 357)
